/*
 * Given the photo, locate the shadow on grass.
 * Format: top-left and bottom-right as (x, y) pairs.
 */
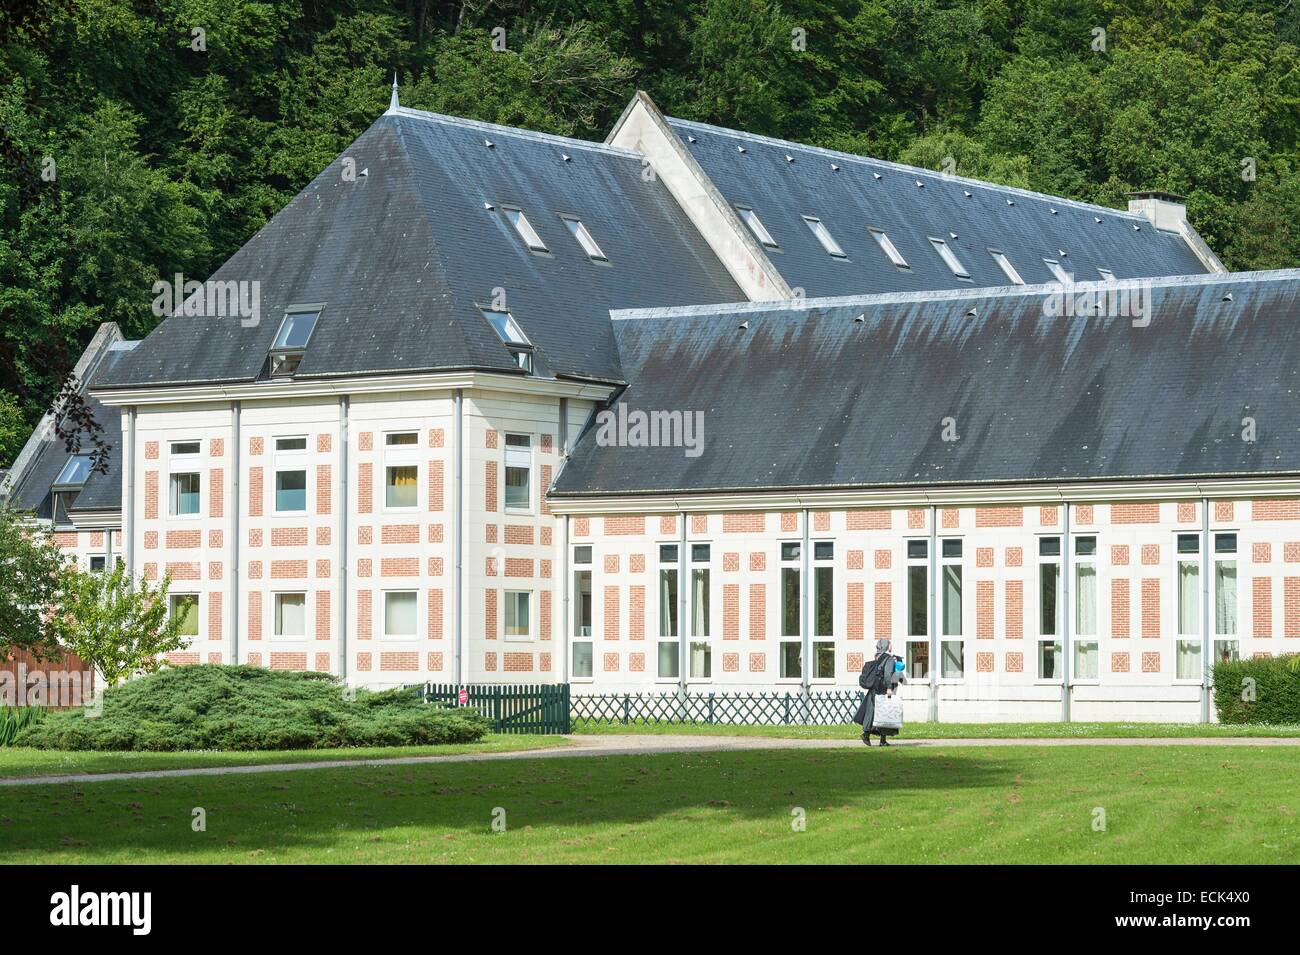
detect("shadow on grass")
(0, 748), (1014, 860)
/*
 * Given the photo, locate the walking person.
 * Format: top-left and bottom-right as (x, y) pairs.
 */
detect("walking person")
(854, 638), (906, 746)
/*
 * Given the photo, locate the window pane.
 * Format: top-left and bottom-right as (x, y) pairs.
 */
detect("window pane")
(814, 541), (834, 561)
(274, 312), (318, 349)
(871, 229), (908, 268)
(171, 595), (199, 637)
(942, 539), (962, 559)
(1215, 533), (1237, 554)
(1213, 640), (1239, 665)
(738, 207), (777, 247)
(942, 565), (962, 636)
(780, 641), (802, 679)
(803, 216), (845, 257)
(573, 545), (592, 565)
(572, 642), (593, 679)
(171, 473), (201, 515)
(276, 470), (306, 511)
(386, 465), (418, 508)
(908, 565), (927, 636)
(1074, 640), (1099, 679)
(907, 540), (927, 560)
(276, 436), (307, 452)
(505, 592), (530, 638)
(504, 465), (530, 509)
(1039, 537), (1060, 557)
(1215, 561), (1237, 635)
(907, 641), (929, 679)
(1040, 563), (1058, 635)
(1178, 560), (1199, 635)
(690, 641), (711, 678)
(692, 568), (710, 637)
(659, 569), (678, 637)
(505, 209), (547, 251)
(276, 593), (306, 637)
(384, 592), (417, 636)
(1075, 536), (1096, 557)
(660, 544), (678, 563)
(1177, 533), (1200, 554)
(1176, 639), (1200, 679)
(574, 570), (592, 637)
(170, 441), (200, 456)
(813, 641), (835, 679)
(941, 641), (963, 679)
(990, 250), (1024, 284)
(564, 217), (607, 260)
(1038, 641), (1060, 680)
(691, 543), (710, 563)
(930, 238), (969, 278)
(782, 567), (800, 636)
(1076, 564), (1097, 635)
(386, 432), (417, 447)
(658, 641), (679, 678)
(815, 566), (833, 637)
(781, 542), (801, 562)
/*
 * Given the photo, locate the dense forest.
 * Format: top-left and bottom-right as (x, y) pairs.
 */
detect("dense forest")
(2, 0), (1299, 466)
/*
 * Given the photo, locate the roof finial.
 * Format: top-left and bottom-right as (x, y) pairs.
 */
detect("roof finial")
(388, 72), (399, 113)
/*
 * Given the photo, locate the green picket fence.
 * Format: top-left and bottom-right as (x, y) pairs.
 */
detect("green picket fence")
(421, 683), (571, 735)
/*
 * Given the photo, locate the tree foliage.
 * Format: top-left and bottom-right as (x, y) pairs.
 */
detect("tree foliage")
(3, 0), (1300, 464)
(0, 504), (68, 658)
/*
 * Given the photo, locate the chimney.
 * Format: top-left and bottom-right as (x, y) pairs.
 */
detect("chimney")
(1126, 190), (1187, 232)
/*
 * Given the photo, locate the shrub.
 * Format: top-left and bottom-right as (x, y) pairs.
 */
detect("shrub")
(1213, 655), (1300, 724)
(0, 707), (45, 746)
(15, 665), (489, 751)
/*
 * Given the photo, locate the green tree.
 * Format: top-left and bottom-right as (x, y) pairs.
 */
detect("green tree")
(0, 505), (69, 658)
(49, 563), (188, 686)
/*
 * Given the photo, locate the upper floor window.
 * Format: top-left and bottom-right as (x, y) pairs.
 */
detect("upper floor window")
(503, 207), (547, 252)
(479, 308), (534, 374)
(802, 216), (846, 257)
(51, 454), (93, 527)
(170, 473), (201, 516)
(929, 238), (970, 279)
(869, 228), (909, 269)
(504, 433), (532, 511)
(735, 205), (778, 248)
(561, 216), (607, 261)
(269, 309), (320, 378)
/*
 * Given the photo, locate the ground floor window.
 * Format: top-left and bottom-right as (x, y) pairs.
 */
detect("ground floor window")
(780, 640), (801, 679)
(572, 642), (593, 679)
(1213, 639), (1239, 666)
(1038, 640), (1061, 680)
(658, 640), (679, 679)
(1074, 640), (1099, 680)
(813, 641), (835, 679)
(383, 591), (416, 638)
(907, 640), (929, 679)
(941, 640), (963, 679)
(275, 592), (306, 638)
(1176, 638), (1201, 680)
(689, 641), (711, 678)
(504, 590), (531, 641)
(170, 594), (199, 640)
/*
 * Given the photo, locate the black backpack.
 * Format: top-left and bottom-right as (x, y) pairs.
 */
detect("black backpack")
(859, 652), (893, 694)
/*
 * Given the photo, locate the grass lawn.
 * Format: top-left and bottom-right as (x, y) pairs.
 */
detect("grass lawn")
(0, 734), (569, 779)
(574, 721), (1300, 739)
(1, 745), (1296, 863)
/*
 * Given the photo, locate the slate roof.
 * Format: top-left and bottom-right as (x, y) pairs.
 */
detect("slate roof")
(552, 271), (1300, 497)
(666, 117), (1210, 297)
(95, 108), (744, 391)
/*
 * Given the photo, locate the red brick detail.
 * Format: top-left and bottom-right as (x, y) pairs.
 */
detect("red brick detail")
(270, 652), (307, 671)
(1111, 652), (1130, 673)
(540, 590), (551, 641)
(248, 592), (262, 641)
(1112, 545), (1130, 565)
(722, 652), (739, 673)
(144, 470), (159, 520)
(941, 508), (959, 529)
(316, 433), (332, 453)
(540, 526), (552, 546)
(1005, 652), (1023, 673)
(143, 531), (158, 550)
(1141, 651), (1160, 673)
(165, 652), (200, 666)
(358, 432), (373, 451)
(723, 512), (766, 533)
(975, 506), (1023, 528)
(604, 515), (646, 536)
(1254, 577), (1272, 638)
(1005, 547), (1023, 567)
(270, 560), (307, 579)
(381, 523), (419, 545)
(602, 652), (618, 673)
(976, 547), (994, 568)
(208, 561), (223, 580)
(357, 525), (373, 545)
(1111, 579), (1130, 638)
(540, 433), (553, 453)
(540, 465), (553, 515)
(976, 580), (994, 638)
(630, 553), (646, 573)
(484, 461), (497, 512)
(1039, 506), (1058, 526)
(748, 652), (766, 672)
(976, 651), (994, 673)
(1285, 578), (1300, 637)
(428, 588), (444, 640)
(505, 558), (533, 578)
(749, 552), (766, 572)
(847, 550), (864, 570)
(485, 556), (497, 577)
(314, 652), (330, 671)
(485, 429), (498, 449)
(1215, 501), (1235, 522)
(604, 586), (619, 640)
(1112, 502), (1159, 524)
(907, 509), (926, 529)
(629, 652), (644, 672)
(691, 514), (707, 534)
(357, 462), (372, 514)
(145, 441), (159, 460)
(1253, 542), (1272, 563)
(603, 554), (619, 574)
(166, 561), (200, 580)
(211, 438), (225, 457)
(247, 560), (262, 579)
(874, 549), (891, 570)
(208, 653), (223, 664)
(271, 526), (308, 548)
(208, 592), (222, 638)
(356, 652), (371, 672)
(315, 559), (330, 578)
(723, 584), (739, 640)
(481, 519), (495, 542)
(813, 511), (831, 532)
(381, 652), (419, 672)
(249, 528), (263, 547)
(503, 652), (532, 673)
(209, 529), (223, 548)
(429, 523), (445, 543)
(247, 652), (262, 667)
(846, 509), (890, 530)
(573, 517), (590, 537)
(659, 515), (676, 535)
(847, 652), (865, 672)
(381, 557), (419, 577)
(723, 552), (740, 572)
(1253, 499), (1300, 521)
(484, 588), (497, 640)
(316, 464), (331, 515)
(248, 466), (263, 517)
(428, 652), (444, 671)
(847, 583), (864, 640)
(1075, 504), (1094, 525)
(166, 529), (201, 549)
(90, 531), (104, 548)
(503, 524), (534, 545)
(316, 590), (330, 640)
(1286, 542), (1300, 563)
(357, 591), (372, 641)
(1177, 502), (1197, 523)
(357, 558), (372, 578)
(1006, 580), (1023, 639)
(1141, 544), (1160, 565)
(249, 436), (264, 455)
(780, 512), (799, 533)
(54, 531), (78, 549)
(429, 429), (445, 449)
(428, 557), (444, 576)
(1141, 578), (1160, 638)
(428, 461), (444, 511)
(209, 467), (224, 518)
(629, 585), (644, 641)
(748, 583), (766, 640)
(874, 582), (891, 638)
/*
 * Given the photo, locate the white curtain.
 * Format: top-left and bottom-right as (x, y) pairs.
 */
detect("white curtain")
(1216, 561), (1237, 635)
(1074, 640), (1098, 679)
(1177, 639), (1201, 679)
(385, 592), (417, 636)
(1178, 561), (1200, 635)
(692, 569), (710, 637)
(1075, 565), (1096, 635)
(277, 594), (306, 637)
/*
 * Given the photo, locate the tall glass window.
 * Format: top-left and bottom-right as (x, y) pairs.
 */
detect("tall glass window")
(940, 538), (963, 679)
(1213, 532), (1238, 665)
(690, 543), (711, 679)
(813, 541), (835, 679)
(1038, 537), (1061, 679)
(572, 546), (593, 678)
(1176, 533), (1201, 680)
(780, 542), (802, 678)
(906, 539), (929, 678)
(658, 544), (679, 679)
(1074, 536), (1098, 679)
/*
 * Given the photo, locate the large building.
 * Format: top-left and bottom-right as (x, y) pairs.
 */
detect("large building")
(7, 89), (1299, 722)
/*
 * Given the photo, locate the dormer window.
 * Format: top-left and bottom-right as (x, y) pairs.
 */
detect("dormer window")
(480, 307), (535, 374)
(929, 238), (970, 279)
(561, 216), (607, 261)
(51, 454), (92, 527)
(735, 205), (778, 248)
(503, 208), (548, 253)
(803, 216), (846, 257)
(869, 228), (909, 269)
(268, 309), (320, 378)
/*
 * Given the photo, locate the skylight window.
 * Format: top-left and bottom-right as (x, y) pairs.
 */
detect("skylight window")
(55, 455), (92, 488)
(269, 309), (320, 378)
(802, 216), (846, 257)
(503, 208), (547, 252)
(869, 228), (909, 269)
(480, 307), (535, 374)
(735, 205), (778, 248)
(1043, 259), (1073, 284)
(51, 455), (92, 527)
(1097, 268), (1117, 282)
(562, 216), (607, 261)
(929, 238), (970, 279)
(989, 250), (1024, 285)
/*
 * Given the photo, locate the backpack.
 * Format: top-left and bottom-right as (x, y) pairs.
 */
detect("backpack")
(859, 652), (893, 694)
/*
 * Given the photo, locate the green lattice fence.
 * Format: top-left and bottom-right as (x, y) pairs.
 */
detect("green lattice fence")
(571, 690), (861, 726)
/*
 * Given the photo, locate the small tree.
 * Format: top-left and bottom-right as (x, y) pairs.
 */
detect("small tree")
(50, 563), (188, 686)
(0, 505), (70, 658)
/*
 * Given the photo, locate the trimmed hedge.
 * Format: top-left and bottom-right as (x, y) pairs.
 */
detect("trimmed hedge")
(1213, 655), (1300, 724)
(15, 664), (489, 751)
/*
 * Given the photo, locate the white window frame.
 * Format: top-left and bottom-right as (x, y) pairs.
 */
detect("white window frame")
(1212, 531), (1239, 669)
(272, 591), (307, 640)
(561, 215), (608, 261)
(381, 589), (419, 640)
(88, 554), (108, 573)
(504, 433), (533, 514)
(688, 542), (713, 681)
(779, 541), (802, 682)
(870, 228), (909, 269)
(989, 249), (1024, 285)
(504, 590), (532, 643)
(811, 540), (835, 682)
(906, 539), (930, 679)
(169, 592), (200, 643)
(571, 546), (594, 681)
(503, 207), (548, 252)
(929, 238), (971, 279)
(383, 430), (419, 512)
(1174, 532), (1203, 682)
(168, 440), (203, 520)
(939, 537), (964, 681)
(1037, 535), (1062, 683)
(273, 435), (309, 515)
(1073, 535), (1099, 683)
(802, 216), (846, 258)
(736, 205), (778, 248)
(657, 543), (680, 682)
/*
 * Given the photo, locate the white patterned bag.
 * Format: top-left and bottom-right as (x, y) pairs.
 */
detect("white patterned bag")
(872, 694), (904, 731)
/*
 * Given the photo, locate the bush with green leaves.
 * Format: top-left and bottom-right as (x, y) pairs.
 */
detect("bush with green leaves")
(0, 707), (45, 746)
(1213, 655), (1300, 725)
(15, 665), (489, 751)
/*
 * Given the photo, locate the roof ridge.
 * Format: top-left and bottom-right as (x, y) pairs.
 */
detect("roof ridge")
(388, 106), (640, 158)
(666, 116), (1153, 222)
(610, 268), (1300, 321)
